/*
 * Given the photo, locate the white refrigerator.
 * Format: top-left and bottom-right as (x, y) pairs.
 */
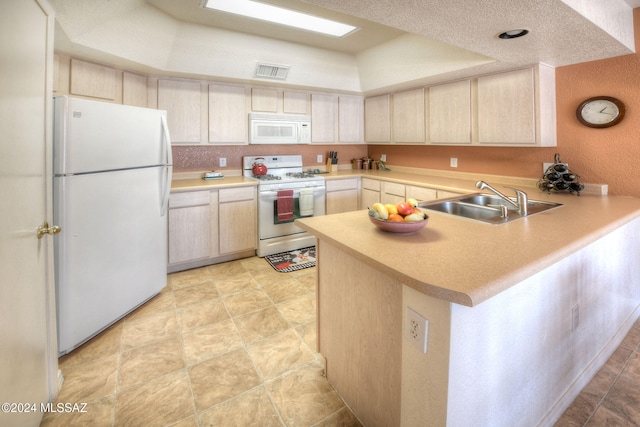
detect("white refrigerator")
(53, 96), (172, 355)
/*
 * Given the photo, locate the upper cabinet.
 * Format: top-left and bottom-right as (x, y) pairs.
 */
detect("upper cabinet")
(338, 95), (364, 143)
(365, 64), (556, 147)
(393, 88), (426, 143)
(477, 68), (535, 144)
(209, 83), (248, 144)
(428, 80), (472, 144)
(157, 79), (202, 144)
(364, 95), (391, 143)
(311, 93), (337, 143)
(69, 58), (117, 101)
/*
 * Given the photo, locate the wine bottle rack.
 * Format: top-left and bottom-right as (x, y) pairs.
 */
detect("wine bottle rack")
(537, 154), (584, 195)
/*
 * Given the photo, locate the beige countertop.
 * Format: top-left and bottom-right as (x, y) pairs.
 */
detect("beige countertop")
(296, 192), (640, 307)
(171, 175), (258, 192)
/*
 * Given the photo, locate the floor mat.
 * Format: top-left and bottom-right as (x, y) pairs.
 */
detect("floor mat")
(264, 246), (316, 272)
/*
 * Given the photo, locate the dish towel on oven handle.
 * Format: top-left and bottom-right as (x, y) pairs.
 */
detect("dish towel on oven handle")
(277, 189), (294, 222)
(299, 188), (314, 217)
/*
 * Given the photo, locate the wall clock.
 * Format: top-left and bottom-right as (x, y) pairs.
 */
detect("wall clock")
(576, 96), (625, 128)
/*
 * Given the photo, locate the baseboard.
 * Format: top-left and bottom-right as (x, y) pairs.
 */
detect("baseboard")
(538, 304), (640, 426)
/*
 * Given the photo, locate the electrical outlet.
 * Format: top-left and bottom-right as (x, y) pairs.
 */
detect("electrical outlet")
(381, 154), (387, 162)
(219, 157), (227, 167)
(406, 307), (428, 353)
(450, 157), (458, 168)
(317, 154), (323, 163)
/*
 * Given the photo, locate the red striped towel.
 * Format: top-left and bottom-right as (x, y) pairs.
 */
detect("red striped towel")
(277, 189), (294, 222)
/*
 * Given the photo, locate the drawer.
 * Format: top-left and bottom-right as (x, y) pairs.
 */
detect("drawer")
(382, 182), (405, 197)
(405, 185), (438, 202)
(219, 186), (256, 203)
(362, 178), (381, 191)
(169, 190), (210, 208)
(326, 178), (359, 192)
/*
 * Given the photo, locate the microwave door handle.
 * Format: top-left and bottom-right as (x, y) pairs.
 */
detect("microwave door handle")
(297, 123), (301, 143)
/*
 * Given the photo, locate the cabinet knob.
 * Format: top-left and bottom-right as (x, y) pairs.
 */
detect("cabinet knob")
(37, 221), (61, 239)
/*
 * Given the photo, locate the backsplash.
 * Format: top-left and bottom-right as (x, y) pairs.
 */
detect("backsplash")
(172, 144), (368, 172)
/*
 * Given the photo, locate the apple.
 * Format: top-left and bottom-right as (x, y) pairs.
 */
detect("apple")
(404, 212), (426, 222)
(396, 201), (414, 216)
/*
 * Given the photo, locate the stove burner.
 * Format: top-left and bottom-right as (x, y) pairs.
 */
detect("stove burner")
(286, 172), (317, 179)
(253, 174), (281, 180)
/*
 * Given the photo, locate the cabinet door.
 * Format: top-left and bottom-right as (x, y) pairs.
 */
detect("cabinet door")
(168, 191), (211, 264)
(339, 95), (364, 143)
(477, 68), (535, 144)
(123, 72), (148, 108)
(429, 80), (471, 144)
(361, 189), (380, 209)
(326, 178), (359, 214)
(326, 189), (359, 214)
(209, 83), (248, 144)
(311, 93), (337, 143)
(70, 58), (116, 100)
(365, 95), (391, 143)
(158, 79), (201, 144)
(381, 181), (405, 204)
(218, 187), (256, 254)
(283, 91), (309, 114)
(393, 88), (425, 143)
(251, 87), (278, 112)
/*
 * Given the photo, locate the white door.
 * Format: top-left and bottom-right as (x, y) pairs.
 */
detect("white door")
(0, 1), (57, 426)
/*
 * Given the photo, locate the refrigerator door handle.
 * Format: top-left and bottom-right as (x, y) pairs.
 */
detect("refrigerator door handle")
(160, 115), (172, 216)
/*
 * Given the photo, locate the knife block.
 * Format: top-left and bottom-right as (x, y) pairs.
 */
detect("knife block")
(326, 158), (334, 172)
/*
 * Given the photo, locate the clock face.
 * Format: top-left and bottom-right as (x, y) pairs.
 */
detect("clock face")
(577, 96), (625, 128)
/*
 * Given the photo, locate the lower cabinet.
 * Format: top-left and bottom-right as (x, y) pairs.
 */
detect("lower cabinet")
(361, 178), (381, 209)
(218, 186), (257, 254)
(168, 185), (257, 272)
(326, 178), (360, 214)
(381, 181), (406, 205)
(168, 191), (213, 265)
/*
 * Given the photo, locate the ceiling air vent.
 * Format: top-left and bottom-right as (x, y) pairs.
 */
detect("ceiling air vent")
(254, 63), (290, 80)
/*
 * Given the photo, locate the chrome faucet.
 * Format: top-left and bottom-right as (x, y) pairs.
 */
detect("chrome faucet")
(475, 181), (529, 216)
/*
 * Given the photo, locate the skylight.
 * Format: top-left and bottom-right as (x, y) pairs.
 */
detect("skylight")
(203, 0), (358, 38)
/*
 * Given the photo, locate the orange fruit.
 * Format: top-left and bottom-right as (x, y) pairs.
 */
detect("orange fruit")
(388, 213), (404, 222)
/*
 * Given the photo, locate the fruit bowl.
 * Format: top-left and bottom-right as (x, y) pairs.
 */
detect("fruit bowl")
(368, 215), (429, 233)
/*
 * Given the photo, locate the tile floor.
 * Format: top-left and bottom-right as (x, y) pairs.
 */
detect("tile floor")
(40, 255), (640, 427)
(554, 317), (640, 426)
(41, 257), (362, 427)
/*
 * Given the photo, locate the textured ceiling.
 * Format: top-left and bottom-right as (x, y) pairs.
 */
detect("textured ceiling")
(51, 0), (638, 93)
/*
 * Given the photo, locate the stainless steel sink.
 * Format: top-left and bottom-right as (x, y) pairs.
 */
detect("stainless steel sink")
(418, 193), (562, 224)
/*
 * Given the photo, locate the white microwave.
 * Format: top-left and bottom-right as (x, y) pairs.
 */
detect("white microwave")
(249, 113), (311, 144)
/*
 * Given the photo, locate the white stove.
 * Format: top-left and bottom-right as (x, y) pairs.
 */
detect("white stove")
(243, 155), (325, 257)
(242, 155), (325, 189)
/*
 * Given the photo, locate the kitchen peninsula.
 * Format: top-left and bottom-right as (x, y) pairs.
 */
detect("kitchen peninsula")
(296, 188), (640, 427)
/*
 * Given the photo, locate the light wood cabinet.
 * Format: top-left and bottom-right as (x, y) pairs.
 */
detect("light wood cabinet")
(405, 185), (438, 202)
(381, 181), (406, 205)
(158, 79), (201, 144)
(365, 95), (391, 143)
(251, 87), (278, 112)
(168, 185), (256, 272)
(361, 178), (381, 208)
(283, 91), (309, 114)
(168, 191), (213, 265)
(311, 93), (337, 143)
(218, 186), (257, 254)
(428, 80), (472, 144)
(69, 58), (117, 100)
(393, 88), (426, 143)
(122, 72), (148, 108)
(326, 178), (360, 214)
(209, 83), (248, 144)
(339, 95), (364, 143)
(477, 68), (535, 144)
